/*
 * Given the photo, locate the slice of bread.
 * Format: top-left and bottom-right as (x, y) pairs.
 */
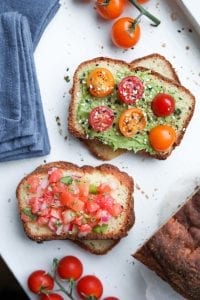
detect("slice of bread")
(68, 56), (195, 160)
(81, 53), (181, 161)
(133, 187), (200, 300)
(16, 161), (134, 242)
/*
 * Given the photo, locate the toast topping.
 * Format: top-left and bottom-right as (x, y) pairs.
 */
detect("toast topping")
(76, 67), (191, 154)
(21, 167), (123, 237)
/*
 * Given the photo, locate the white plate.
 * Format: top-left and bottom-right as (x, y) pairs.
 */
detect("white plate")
(176, 0), (200, 34)
(1, 0), (200, 299)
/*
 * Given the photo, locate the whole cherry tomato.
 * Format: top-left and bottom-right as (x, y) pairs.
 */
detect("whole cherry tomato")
(118, 76), (144, 104)
(77, 275), (103, 299)
(96, 0), (126, 20)
(151, 93), (175, 117)
(119, 108), (146, 137)
(137, 0), (150, 4)
(27, 270), (54, 294)
(89, 106), (114, 132)
(40, 293), (64, 300)
(86, 68), (115, 97)
(149, 124), (176, 152)
(111, 17), (141, 49)
(57, 256), (83, 281)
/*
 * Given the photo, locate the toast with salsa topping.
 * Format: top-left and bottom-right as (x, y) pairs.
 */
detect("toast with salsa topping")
(68, 55), (195, 160)
(16, 161), (134, 242)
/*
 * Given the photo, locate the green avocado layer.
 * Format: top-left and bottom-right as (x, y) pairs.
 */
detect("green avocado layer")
(77, 67), (190, 154)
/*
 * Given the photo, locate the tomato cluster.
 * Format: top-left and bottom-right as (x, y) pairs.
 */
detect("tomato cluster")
(27, 255), (119, 299)
(84, 0), (160, 49)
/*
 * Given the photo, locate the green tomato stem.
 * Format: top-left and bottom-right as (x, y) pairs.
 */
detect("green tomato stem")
(129, 0), (161, 26)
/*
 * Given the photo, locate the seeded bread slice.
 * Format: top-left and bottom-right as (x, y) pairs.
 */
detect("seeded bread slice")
(16, 161), (134, 242)
(68, 56), (195, 160)
(133, 187), (200, 300)
(81, 53), (181, 161)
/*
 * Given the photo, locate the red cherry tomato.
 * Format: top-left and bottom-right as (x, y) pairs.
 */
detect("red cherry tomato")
(149, 125), (176, 152)
(151, 93), (175, 117)
(96, 0), (126, 20)
(86, 68), (115, 98)
(40, 293), (64, 300)
(27, 270), (54, 294)
(57, 256), (83, 281)
(111, 17), (141, 49)
(118, 76), (144, 104)
(77, 275), (103, 299)
(89, 106), (114, 132)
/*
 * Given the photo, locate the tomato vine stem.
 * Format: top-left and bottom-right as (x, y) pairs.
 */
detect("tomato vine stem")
(129, 0), (161, 26)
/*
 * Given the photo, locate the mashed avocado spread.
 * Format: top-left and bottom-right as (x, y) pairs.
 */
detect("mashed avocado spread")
(77, 67), (190, 154)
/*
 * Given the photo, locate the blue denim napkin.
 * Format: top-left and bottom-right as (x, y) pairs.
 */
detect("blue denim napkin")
(0, 1), (60, 162)
(0, 0), (60, 49)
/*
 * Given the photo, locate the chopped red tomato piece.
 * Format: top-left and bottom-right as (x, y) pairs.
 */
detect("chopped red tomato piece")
(26, 175), (41, 193)
(60, 191), (85, 212)
(86, 201), (100, 213)
(97, 183), (112, 194)
(78, 182), (89, 197)
(79, 224), (92, 234)
(109, 203), (123, 217)
(48, 169), (63, 183)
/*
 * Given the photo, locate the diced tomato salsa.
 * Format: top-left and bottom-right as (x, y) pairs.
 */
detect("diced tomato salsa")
(23, 168), (123, 236)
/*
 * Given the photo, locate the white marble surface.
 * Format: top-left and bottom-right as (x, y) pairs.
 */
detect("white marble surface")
(1, 0), (200, 299)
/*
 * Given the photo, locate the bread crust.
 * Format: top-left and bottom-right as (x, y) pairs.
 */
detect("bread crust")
(133, 188), (200, 300)
(68, 57), (195, 160)
(16, 161), (135, 242)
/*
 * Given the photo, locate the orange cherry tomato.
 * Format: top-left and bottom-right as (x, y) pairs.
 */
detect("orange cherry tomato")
(86, 68), (115, 97)
(111, 17), (141, 49)
(149, 125), (176, 152)
(119, 108), (146, 137)
(137, 0), (150, 4)
(96, 0), (126, 20)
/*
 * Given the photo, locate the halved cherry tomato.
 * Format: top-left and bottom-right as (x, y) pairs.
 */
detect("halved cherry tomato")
(96, 0), (126, 20)
(57, 255), (83, 281)
(111, 17), (141, 49)
(77, 275), (103, 299)
(119, 108), (146, 137)
(86, 68), (115, 97)
(40, 293), (64, 300)
(89, 106), (114, 132)
(151, 93), (175, 117)
(27, 270), (54, 294)
(149, 124), (176, 152)
(118, 76), (144, 104)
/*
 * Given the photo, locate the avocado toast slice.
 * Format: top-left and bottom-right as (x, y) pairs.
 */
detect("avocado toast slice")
(68, 56), (195, 160)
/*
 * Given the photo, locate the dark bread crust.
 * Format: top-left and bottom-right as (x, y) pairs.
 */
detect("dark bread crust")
(133, 188), (200, 300)
(16, 161), (135, 241)
(68, 57), (195, 160)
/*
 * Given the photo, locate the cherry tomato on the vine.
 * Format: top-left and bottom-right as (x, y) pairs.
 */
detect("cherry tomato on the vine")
(27, 270), (54, 294)
(57, 255), (83, 281)
(119, 108), (146, 137)
(149, 124), (176, 152)
(86, 68), (115, 97)
(151, 93), (175, 117)
(118, 76), (144, 104)
(96, 0), (126, 20)
(137, 0), (150, 4)
(111, 17), (141, 49)
(89, 106), (114, 132)
(77, 275), (103, 299)
(40, 293), (64, 300)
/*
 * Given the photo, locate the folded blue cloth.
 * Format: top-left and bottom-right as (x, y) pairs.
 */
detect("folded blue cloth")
(0, 1), (60, 162)
(0, 0), (60, 49)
